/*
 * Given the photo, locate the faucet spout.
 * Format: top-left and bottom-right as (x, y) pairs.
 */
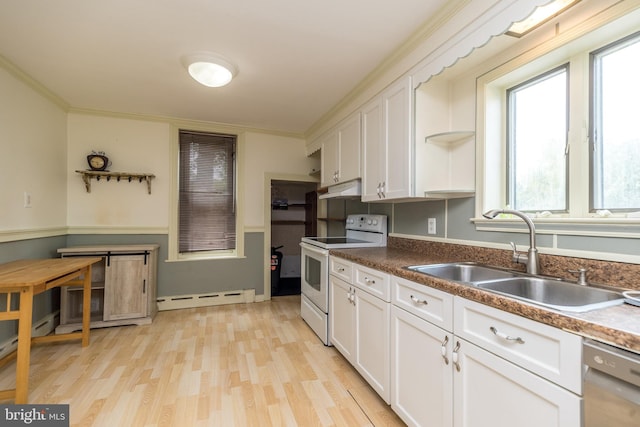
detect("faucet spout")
(482, 209), (539, 274)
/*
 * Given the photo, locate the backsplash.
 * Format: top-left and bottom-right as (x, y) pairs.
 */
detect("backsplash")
(389, 236), (640, 291)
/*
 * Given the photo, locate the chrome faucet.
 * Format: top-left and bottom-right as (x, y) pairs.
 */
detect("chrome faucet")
(483, 209), (540, 275)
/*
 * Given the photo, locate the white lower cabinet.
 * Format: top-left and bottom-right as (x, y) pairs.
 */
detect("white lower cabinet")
(390, 275), (582, 427)
(391, 305), (453, 427)
(453, 337), (581, 427)
(329, 259), (390, 403)
(355, 286), (390, 401)
(329, 275), (355, 361)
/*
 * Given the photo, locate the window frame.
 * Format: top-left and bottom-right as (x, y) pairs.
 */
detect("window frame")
(475, 4), (640, 228)
(589, 30), (640, 213)
(168, 123), (245, 262)
(505, 63), (570, 213)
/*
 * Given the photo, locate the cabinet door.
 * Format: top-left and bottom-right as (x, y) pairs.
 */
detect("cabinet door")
(337, 112), (361, 183)
(355, 288), (390, 403)
(453, 338), (581, 427)
(361, 97), (383, 201)
(329, 275), (355, 362)
(320, 130), (339, 187)
(104, 255), (147, 321)
(382, 76), (413, 200)
(391, 306), (453, 427)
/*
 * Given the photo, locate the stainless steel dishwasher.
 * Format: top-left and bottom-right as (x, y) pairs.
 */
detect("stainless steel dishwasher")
(583, 339), (640, 427)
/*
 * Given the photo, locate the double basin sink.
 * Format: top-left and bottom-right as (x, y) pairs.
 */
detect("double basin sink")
(406, 262), (624, 313)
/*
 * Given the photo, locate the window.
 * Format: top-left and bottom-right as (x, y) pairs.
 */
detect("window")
(478, 10), (640, 222)
(506, 65), (569, 212)
(590, 32), (640, 211)
(178, 130), (236, 254)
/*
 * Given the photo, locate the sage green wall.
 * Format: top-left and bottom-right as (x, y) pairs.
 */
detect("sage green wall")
(66, 232), (264, 297)
(389, 197), (640, 258)
(0, 236), (67, 341)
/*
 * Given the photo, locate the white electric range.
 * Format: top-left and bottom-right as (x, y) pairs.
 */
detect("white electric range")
(299, 214), (387, 345)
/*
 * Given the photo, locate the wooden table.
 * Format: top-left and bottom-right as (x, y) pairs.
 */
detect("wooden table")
(0, 257), (101, 403)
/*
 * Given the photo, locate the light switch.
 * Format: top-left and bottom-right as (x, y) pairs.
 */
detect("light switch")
(24, 192), (32, 208)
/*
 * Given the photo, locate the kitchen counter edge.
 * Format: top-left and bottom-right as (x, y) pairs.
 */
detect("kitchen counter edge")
(329, 246), (640, 354)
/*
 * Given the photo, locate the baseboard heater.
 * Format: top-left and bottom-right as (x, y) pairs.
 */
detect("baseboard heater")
(156, 289), (256, 311)
(0, 311), (59, 360)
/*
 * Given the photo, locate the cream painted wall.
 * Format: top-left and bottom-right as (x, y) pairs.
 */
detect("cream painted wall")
(0, 67), (67, 232)
(66, 113), (171, 228)
(66, 114), (318, 230)
(244, 132), (319, 227)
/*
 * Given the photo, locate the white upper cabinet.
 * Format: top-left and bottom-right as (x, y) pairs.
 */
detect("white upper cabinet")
(362, 76), (413, 202)
(320, 111), (361, 187)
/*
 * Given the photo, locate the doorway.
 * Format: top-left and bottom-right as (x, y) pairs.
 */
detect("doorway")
(270, 180), (317, 297)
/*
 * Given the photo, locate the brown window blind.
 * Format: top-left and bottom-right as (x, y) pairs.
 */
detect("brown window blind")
(178, 130), (236, 253)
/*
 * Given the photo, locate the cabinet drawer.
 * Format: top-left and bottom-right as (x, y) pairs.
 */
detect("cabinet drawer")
(330, 256), (352, 282)
(454, 297), (582, 394)
(392, 275), (453, 332)
(354, 264), (390, 302)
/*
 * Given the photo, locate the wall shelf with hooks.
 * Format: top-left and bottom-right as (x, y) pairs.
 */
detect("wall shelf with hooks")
(75, 170), (156, 194)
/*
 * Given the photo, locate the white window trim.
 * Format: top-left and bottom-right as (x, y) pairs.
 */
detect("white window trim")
(474, 3), (640, 234)
(168, 123), (245, 262)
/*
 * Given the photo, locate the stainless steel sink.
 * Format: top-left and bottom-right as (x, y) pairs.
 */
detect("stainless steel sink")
(406, 262), (519, 284)
(476, 277), (625, 312)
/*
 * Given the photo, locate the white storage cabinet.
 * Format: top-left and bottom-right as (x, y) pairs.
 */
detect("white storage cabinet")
(329, 257), (391, 403)
(391, 275), (583, 427)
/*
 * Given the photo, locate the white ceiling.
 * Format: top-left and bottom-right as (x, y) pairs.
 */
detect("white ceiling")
(0, 0), (451, 135)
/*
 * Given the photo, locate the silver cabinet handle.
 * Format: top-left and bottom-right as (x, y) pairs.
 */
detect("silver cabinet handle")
(490, 326), (525, 344)
(364, 277), (376, 285)
(441, 335), (449, 365)
(337, 267), (345, 272)
(452, 340), (461, 372)
(410, 295), (428, 305)
(380, 181), (386, 198)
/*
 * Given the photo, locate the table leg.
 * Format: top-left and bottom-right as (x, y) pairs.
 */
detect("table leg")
(15, 287), (34, 404)
(81, 265), (92, 347)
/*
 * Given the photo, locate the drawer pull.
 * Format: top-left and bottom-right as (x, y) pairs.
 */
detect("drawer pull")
(364, 277), (376, 285)
(490, 326), (525, 344)
(337, 267), (345, 272)
(410, 295), (428, 305)
(441, 335), (449, 365)
(452, 340), (461, 372)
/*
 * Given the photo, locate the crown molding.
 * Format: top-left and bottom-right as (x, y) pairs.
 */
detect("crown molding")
(304, 0), (470, 139)
(0, 54), (70, 111)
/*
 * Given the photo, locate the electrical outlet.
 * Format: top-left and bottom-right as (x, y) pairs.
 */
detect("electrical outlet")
(23, 192), (32, 208)
(427, 218), (436, 234)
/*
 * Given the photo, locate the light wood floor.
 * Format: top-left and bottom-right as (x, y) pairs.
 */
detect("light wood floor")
(0, 296), (405, 427)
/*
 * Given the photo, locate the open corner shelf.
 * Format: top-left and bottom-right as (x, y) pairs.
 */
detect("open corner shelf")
(425, 131), (475, 145)
(75, 170), (156, 194)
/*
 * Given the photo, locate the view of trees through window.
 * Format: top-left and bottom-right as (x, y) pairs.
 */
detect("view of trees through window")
(507, 66), (568, 212)
(592, 32), (640, 210)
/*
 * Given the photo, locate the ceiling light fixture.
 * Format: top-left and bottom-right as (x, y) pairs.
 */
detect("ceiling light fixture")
(506, 0), (580, 37)
(182, 53), (237, 87)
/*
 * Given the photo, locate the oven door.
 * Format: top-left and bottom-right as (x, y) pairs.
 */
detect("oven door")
(300, 242), (329, 313)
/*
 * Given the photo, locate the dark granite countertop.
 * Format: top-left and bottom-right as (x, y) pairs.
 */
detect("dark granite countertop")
(330, 246), (640, 354)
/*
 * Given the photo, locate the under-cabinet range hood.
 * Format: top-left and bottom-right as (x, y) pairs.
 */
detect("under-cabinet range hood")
(319, 179), (361, 200)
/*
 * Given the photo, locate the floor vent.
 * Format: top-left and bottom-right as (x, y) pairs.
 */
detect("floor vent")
(156, 289), (256, 311)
